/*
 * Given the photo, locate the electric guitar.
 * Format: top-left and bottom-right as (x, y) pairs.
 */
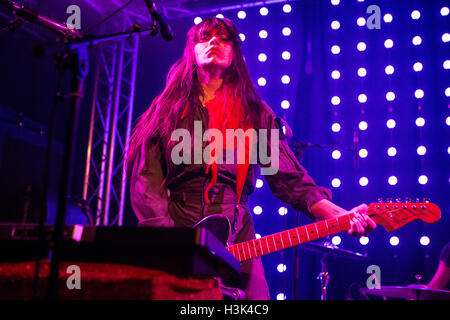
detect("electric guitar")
(194, 201), (441, 262)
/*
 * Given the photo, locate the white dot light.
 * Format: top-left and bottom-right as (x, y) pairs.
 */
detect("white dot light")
(283, 4), (292, 13)
(331, 20), (340, 30)
(282, 27), (291, 36)
(385, 65), (395, 75)
(332, 123), (341, 132)
(237, 11), (246, 19)
(390, 236), (400, 246)
(387, 147), (397, 157)
(278, 207), (288, 216)
(444, 60), (450, 69)
(332, 236), (341, 245)
(386, 91), (396, 101)
(255, 233), (261, 239)
(411, 10), (421, 20)
(420, 236), (430, 246)
(258, 53), (267, 62)
(441, 7), (449, 16)
(332, 150), (341, 159)
(360, 236), (369, 245)
(415, 89), (424, 99)
(281, 100), (290, 109)
(413, 62), (423, 72)
(331, 70), (341, 79)
(418, 175), (428, 185)
(446, 116), (450, 126)
(358, 94), (367, 103)
(358, 67), (367, 77)
(416, 117), (425, 127)
(384, 39), (394, 48)
(357, 42), (367, 51)
(260, 7), (269, 16)
(331, 178), (341, 188)
(239, 33), (245, 42)
(216, 14), (224, 18)
(412, 36), (422, 45)
(277, 264), (287, 273)
(384, 13), (393, 23)
(357, 17), (366, 26)
(257, 77), (266, 86)
(359, 121), (368, 130)
(417, 146), (427, 155)
(445, 87), (450, 97)
(331, 45), (341, 54)
(388, 176), (398, 185)
(256, 178), (263, 188)
(281, 75), (290, 84)
(331, 96), (341, 105)
(359, 148), (368, 158)
(282, 51), (291, 60)
(359, 177), (369, 186)
(442, 33), (450, 43)
(386, 119), (396, 128)
(276, 293), (286, 300)
(259, 30), (268, 39)
(194, 17), (202, 25)
(253, 206), (262, 215)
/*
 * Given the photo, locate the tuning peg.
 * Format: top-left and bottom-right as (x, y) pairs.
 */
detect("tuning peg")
(415, 198), (420, 203)
(395, 198), (402, 203)
(405, 197), (411, 203)
(423, 197), (430, 203)
(378, 198), (383, 203)
(386, 198), (393, 203)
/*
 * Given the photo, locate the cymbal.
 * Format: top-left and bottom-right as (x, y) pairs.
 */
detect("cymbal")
(361, 285), (450, 300)
(299, 241), (367, 260)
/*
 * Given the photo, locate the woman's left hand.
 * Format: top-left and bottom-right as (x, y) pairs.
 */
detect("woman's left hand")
(346, 203), (377, 237)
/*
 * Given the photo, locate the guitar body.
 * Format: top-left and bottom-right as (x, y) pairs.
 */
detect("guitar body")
(193, 214), (231, 246)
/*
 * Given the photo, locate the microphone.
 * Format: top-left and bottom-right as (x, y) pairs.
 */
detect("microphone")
(144, 0), (173, 41)
(353, 130), (359, 169)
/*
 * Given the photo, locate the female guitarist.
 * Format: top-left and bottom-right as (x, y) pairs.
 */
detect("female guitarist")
(126, 17), (376, 300)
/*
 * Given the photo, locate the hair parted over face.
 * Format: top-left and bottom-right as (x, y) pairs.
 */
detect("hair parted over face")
(126, 17), (270, 185)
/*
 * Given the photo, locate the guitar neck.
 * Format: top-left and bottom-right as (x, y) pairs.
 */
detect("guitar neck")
(227, 213), (353, 262)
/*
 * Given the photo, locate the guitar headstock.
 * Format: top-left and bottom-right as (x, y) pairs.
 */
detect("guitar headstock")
(368, 199), (441, 232)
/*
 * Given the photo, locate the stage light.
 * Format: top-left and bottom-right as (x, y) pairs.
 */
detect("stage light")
(445, 87), (450, 97)
(276, 293), (286, 300)
(332, 236), (341, 245)
(442, 33), (450, 43)
(388, 176), (398, 186)
(283, 4), (292, 13)
(357, 42), (367, 51)
(258, 53), (267, 62)
(384, 39), (394, 48)
(387, 147), (397, 157)
(418, 175), (428, 185)
(237, 10), (246, 19)
(255, 233), (261, 239)
(253, 205), (263, 215)
(282, 27), (291, 36)
(281, 100), (290, 109)
(282, 51), (291, 60)
(278, 207), (288, 216)
(448, 146), (450, 155)
(358, 94), (367, 103)
(331, 96), (341, 105)
(411, 10), (421, 20)
(446, 116), (450, 126)
(332, 150), (341, 159)
(357, 17), (366, 27)
(412, 36), (422, 45)
(385, 65), (395, 75)
(281, 75), (290, 84)
(359, 148), (368, 158)
(386, 91), (395, 101)
(257, 77), (266, 86)
(417, 146), (427, 156)
(331, 178), (341, 188)
(216, 14), (224, 18)
(413, 62), (423, 72)
(331, 0), (340, 5)
(331, 45), (341, 54)
(260, 7), (269, 16)
(420, 236), (430, 246)
(194, 17), (202, 24)
(386, 119), (396, 128)
(360, 236), (369, 245)
(359, 177), (369, 187)
(444, 60), (450, 69)
(256, 178), (263, 188)
(415, 89), (424, 99)
(239, 33), (245, 42)
(357, 67), (367, 77)
(331, 20), (340, 30)
(277, 264), (287, 273)
(359, 121), (368, 130)
(390, 236), (400, 246)
(441, 7), (449, 16)
(259, 30), (268, 39)
(383, 13), (393, 23)
(332, 123), (341, 132)
(331, 70), (341, 79)
(415, 117), (425, 127)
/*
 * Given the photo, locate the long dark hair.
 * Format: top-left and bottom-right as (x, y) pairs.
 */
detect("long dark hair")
(126, 17), (270, 184)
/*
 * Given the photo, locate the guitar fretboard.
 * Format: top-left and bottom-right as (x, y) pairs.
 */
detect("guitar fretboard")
(227, 214), (352, 262)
